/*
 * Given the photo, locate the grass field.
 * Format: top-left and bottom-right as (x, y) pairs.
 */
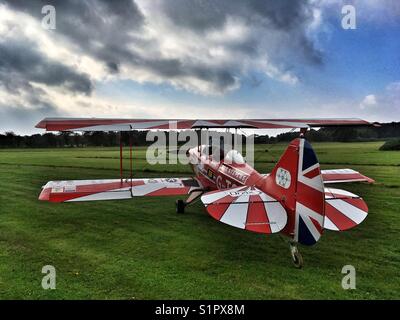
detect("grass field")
(0, 141), (399, 299)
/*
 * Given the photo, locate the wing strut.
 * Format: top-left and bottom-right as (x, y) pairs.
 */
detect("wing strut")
(129, 131), (133, 190)
(119, 132), (123, 185)
(118, 131), (134, 190)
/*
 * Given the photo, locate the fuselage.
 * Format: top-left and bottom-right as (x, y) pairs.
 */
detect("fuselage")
(188, 145), (263, 191)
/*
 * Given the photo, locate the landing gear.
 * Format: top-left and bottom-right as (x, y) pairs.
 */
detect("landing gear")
(176, 199), (186, 214)
(175, 190), (204, 214)
(289, 241), (303, 269)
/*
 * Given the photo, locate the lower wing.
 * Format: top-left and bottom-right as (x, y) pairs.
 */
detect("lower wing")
(39, 177), (203, 202)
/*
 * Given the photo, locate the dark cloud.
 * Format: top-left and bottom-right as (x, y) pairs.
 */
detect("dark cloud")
(161, 0), (312, 31)
(106, 61), (119, 74)
(2, 0), (322, 94)
(0, 40), (93, 94)
(3, 0), (239, 92)
(3, 0), (144, 73)
(159, 0), (321, 64)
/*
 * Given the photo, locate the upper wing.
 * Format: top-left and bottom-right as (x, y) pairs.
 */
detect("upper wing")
(201, 186), (287, 234)
(39, 177), (203, 202)
(321, 169), (374, 184)
(35, 117), (374, 131)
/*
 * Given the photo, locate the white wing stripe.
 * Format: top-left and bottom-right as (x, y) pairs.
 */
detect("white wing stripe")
(201, 186), (246, 205)
(220, 193), (250, 229)
(67, 190), (132, 202)
(325, 187), (358, 198)
(323, 216), (339, 231)
(265, 202), (287, 233)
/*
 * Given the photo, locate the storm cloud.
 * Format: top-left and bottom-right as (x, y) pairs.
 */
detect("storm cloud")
(0, 40), (93, 95)
(0, 0), (334, 133)
(2, 0), (322, 94)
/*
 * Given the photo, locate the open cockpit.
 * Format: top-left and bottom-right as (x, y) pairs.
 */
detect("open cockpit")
(198, 145), (245, 165)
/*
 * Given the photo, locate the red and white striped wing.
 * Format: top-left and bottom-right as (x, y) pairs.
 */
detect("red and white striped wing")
(324, 188), (368, 231)
(36, 117), (372, 131)
(39, 178), (203, 202)
(201, 186), (287, 234)
(322, 169), (374, 184)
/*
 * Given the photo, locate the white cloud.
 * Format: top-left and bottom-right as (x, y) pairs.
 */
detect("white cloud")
(355, 82), (400, 121)
(360, 94), (377, 109)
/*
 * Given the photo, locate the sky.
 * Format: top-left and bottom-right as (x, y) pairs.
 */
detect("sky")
(0, 0), (399, 134)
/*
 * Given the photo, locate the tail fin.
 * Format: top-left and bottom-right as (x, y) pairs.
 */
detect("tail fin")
(260, 138), (325, 245)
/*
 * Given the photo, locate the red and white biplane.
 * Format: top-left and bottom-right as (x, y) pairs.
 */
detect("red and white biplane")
(36, 118), (376, 267)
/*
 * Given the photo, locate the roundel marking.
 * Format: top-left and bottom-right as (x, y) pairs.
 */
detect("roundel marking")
(276, 167), (291, 189)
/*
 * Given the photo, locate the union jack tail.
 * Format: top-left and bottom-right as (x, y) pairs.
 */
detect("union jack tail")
(261, 138), (325, 245)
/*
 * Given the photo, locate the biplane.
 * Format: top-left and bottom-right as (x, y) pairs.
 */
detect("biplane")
(36, 118), (377, 267)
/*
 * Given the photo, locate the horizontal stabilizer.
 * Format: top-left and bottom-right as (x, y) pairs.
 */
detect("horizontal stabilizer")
(39, 178), (202, 202)
(322, 169), (374, 184)
(201, 186), (287, 234)
(324, 188), (368, 231)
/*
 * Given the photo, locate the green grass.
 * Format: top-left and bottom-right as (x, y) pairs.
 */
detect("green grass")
(0, 141), (399, 299)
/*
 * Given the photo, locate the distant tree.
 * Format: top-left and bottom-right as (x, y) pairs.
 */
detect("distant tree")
(42, 133), (58, 147)
(4, 131), (17, 147)
(333, 127), (357, 142)
(58, 131), (72, 147)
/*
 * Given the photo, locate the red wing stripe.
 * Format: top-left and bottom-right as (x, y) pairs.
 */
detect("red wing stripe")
(206, 194), (235, 220)
(75, 181), (138, 193)
(146, 187), (191, 196)
(325, 202), (357, 230)
(245, 194), (271, 234)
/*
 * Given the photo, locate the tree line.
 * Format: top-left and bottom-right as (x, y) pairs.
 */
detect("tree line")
(1, 122), (399, 148)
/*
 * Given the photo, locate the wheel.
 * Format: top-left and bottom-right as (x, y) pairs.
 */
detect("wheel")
(292, 251), (303, 269)
(290, 243), (304, 269)
(176, 199), (185, 214)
